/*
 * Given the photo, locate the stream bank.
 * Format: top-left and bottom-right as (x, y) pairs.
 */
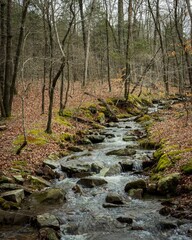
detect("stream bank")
(0, 96), (192, 239)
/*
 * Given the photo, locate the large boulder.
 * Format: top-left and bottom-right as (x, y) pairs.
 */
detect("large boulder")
(77, 176), (108, 188)
(106, 148), (136, 156)
(30, 188), (66, 205)
(0, 189), (24, 204)
(124, 179), (146, 192)
(157, 173), (181, 195)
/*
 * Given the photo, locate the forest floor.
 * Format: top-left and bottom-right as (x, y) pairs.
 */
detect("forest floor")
(0, 79), (192, 198)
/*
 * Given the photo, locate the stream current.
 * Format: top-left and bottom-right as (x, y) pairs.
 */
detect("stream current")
(1, 106), (192, 240)
(54, 108), (191, 240)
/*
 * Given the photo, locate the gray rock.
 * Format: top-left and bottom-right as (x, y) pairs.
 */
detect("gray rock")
(13, 174), (24, 183)
(29, 176), (51, 188)
(105, 193), (124, 204)
(158, 220), (177, 230)
(105, 164), (121, 176)
(37, 213), (59, 229)
(38, 228), (59, 240)
(0, 189), (24, 204)
(103, 203), (126, 208)
(106, 148), (136, 156)
(0, 209), (31, 225)
(124, 179), (146, 192)
(61, 160), (92, 177)
(77, 176), (108, 188)
(119, 160), (133, 172)
(68, 146), (84, 152)
(87, 134), (105, 143)
(128, 188), (143, 199)
(116, 216), (133, 224)
(43, 159), (60, 169)
(122, 135), (137, 141)
(30, 188), (66, 204)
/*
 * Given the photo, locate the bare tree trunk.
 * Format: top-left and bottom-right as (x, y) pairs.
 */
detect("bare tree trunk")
(82, 0), (95, 87)
(118, 0), (124, 54)
(124, 0), (132, 100)
(3, 0), (12, 117)
(104, 0), (111, 92)
(0, 0), (6, 117)
(9, 0), (30, 114)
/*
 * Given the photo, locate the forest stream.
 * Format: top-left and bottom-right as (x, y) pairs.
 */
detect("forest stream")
(0, 106), (192, 240)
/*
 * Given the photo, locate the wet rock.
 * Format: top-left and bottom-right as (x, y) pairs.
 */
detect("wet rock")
(157, 173), (181, 195)
(62, 223), (79, 234)
(146, 182), (157, 194)
(13, 174), (24, 184)
(159, 206), (172, 216)
(28, 176), (51, 189)
(124, 179), (146, 192)
(30, 188), (66, 205)
(42, 165), (59, 180)
(122, 135), (137, 142)
(105, 164), (121, 176)
(77, 176), (108, 188)
(142, 159), (155, 169)
(0, 189), (24, 204)
(91, 162), (104, 174)
(104, 133), (115, 138)
(43, 159), (60, 169)
(0, 209), (32, 225)
(103, 203), (125, 208)
(61, 160), (92, 177)
(87, 134), (105, 143)
(77, 137), (92, 145)
(68, 146), (84, 152)
(36, 213), (60, 229)
(106, 148), (136, 156)
(158, 221), (177, 230)
(119, 160), (133, 171)
(105, 193), (124, 204)
(128, 188), (143, 199)
(116, 216), (133, 224)
(0, 175), (13, 184)
(38, 228), (59, 240)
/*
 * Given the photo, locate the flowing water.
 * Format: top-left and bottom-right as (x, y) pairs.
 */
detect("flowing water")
(1, 108), (192, 240)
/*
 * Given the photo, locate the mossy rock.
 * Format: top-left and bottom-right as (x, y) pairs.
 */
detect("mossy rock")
(156, 154), (172, 172)
(139, 138), (159, 150)
(116, 113), (132, 119)
(181, 159), (192, 174)
(153, 148), (164, 161)
(13, 134), (47, 146)
(140, 98), (153, 107)
(55, 115), (72, 127)
(60, 132), (75, 142)
(157, 173), (181, 195)
(125, 179), (146, 192)
(0, 197), (20, 210)
(136, 114), (151, 123)
(97, 112), (105, 124)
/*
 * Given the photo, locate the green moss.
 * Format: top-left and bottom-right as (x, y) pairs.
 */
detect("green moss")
(116, 113), (132, 119)
(156, 154), (172, 172)
(153, 148), (164, 161)
(92, 123), (105, 129)
(60, 132), (75, 142)
(62, 109), (74, 117)
(97, 112), (105, 124)
(139, 138), (159, 150)
(55, 115), (72, 127)
(181, 159), (192, 174)
(137, 114), (151, 123)
(0, 197), (20, 210)
(150, 172), (163, 181)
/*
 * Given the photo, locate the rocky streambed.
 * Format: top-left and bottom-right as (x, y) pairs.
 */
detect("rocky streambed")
(0, 106), (192, 240)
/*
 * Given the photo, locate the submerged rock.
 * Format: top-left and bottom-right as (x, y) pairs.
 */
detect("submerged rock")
(124, 179), (146, 192)
(105, 164), (121, 176)
(105, 193), (124, 204)
(128, 188), (143, 199)
(77, 176), (108, 188)
(87, 134), (105, 143)
(106, 148), (136, 156)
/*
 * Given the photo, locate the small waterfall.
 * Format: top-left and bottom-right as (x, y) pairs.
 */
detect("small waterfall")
(133, 160), (143, 171)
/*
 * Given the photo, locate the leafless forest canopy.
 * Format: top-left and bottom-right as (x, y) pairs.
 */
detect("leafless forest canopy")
(0, 0), (192, 127)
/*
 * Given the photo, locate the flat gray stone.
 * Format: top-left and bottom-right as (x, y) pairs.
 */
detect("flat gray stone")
(1, 189), (24, 204)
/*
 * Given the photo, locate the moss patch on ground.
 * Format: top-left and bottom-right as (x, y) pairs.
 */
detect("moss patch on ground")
(181, 159), (192, 174)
